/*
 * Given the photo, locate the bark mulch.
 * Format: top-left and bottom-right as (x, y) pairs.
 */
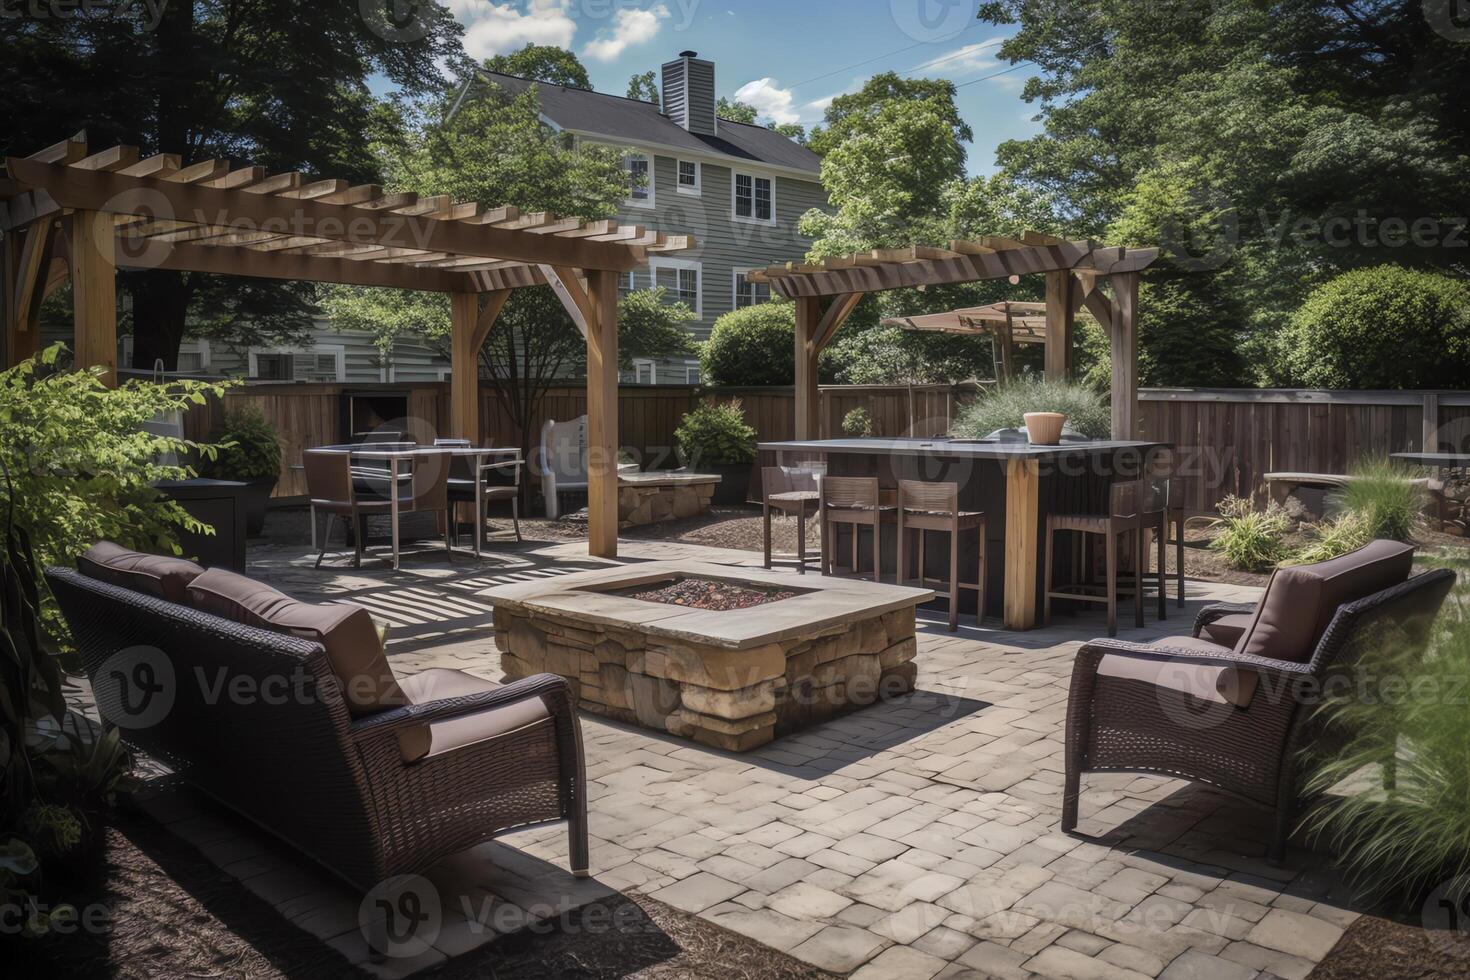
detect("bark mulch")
(1311, 912), (1470, 979)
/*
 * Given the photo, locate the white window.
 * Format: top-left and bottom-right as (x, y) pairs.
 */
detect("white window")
(650, 258), (702, 315)
(625, 152), (653, 208)
(618, 270), (638, 296)
(252, 353), (293, 380)
(248, 344), (344, 382)
(733, 269), (772, 309)
(632, 359), (656, 384)
(733, 171), (774, 223)
(685, 362), (702, 385)
(676, 159), (700, 195)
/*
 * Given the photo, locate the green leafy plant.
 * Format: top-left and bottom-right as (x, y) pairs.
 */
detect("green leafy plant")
(842, 407), (876, 437)
(0, 345), (225, 639)
(951, 376), (1111, 440)
(675, 400), (757, 467)
(1302, 589), (1470, 905)
(1209, 495), (1293, 572)
(1332, 457), (1425, 543)
(1291, 510), (1373, 565)
(700, 303), (795, 387)
(199, 405), (281, 482)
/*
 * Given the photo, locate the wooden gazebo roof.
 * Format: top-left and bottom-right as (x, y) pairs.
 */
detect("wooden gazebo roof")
(1, 134), (694, 293)
(881, 301), (1104, 344)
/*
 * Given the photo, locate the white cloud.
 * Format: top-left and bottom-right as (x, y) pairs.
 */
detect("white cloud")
(454, 0), (577, 60)
(911, 38), (1005, 76)
(733, 77), (801, 126)
(582, 4), (669, 62)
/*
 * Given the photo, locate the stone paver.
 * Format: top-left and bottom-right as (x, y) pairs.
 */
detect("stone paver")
(101, 536), (1370, 979)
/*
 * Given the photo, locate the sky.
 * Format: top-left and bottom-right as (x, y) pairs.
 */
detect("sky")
(425, 0), (1044, 176)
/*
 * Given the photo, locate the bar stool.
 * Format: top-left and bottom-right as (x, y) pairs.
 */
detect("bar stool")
(1161, 479), (1187, 608)
(818, 476), (896, 581)
(895, 480), (986, 631)
(762, 462), (822, 573)
(1142, 477), (1180, 618)
(1043, 480), (1146, 636)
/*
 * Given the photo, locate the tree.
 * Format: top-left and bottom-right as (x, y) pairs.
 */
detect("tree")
(3, 0), (466, 370)
(1274, 266), (1470, 389)
(485, 44), (591, 88)
(627, 70), (660, 103)
(770, 123), (808, 144)
(716, 97), (759, 124)
(807, 73), (973, 162)
(700, 303), (797, 387)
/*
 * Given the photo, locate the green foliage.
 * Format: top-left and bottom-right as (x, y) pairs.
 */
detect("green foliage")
(617, 288), (697, 370)
(484, 44), (591, 88)
(701, 303), (795, 387)
(809, 73), (973, 162)
(716, 97), (759, 124)
(200, 406), (282, 482)
(1291, 510), (1374, 566)
(951, 378), (1111, 440)
(1302, 591), (1470, 905)
(825, 324), (990, 386)
(0, 345), (224, 638)
(1332, 458), (1426, 542)
(675, 401), (757, 467)
(842, 407), (876, 437)
(1275, 266), (1470, 389)
(1209, 496), (1293, 572)
(626, 70), (659, 103)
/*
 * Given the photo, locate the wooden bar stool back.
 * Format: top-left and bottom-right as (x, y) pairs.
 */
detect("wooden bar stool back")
(762, 462), (822, 573)
(896, 480), (987, 631)
(1043, 479), (1145, 636)
(818, 476), (895, 582)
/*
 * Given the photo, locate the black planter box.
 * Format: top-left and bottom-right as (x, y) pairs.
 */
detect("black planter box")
(154, 479), (248, 571)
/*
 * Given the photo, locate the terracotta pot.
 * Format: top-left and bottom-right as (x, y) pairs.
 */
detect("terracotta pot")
(1023, 412), (1067, 446)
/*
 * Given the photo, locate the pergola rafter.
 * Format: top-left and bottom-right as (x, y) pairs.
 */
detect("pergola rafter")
(1, 133), (698, 559)
(753, 232), (1158, 440)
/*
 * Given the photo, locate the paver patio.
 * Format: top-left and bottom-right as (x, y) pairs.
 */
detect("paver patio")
(85, 535), (1362, 979)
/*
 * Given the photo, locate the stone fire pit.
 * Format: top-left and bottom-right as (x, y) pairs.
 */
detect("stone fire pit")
(487, 561), (933, 751)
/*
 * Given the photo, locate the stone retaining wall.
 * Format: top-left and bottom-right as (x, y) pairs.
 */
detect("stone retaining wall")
(618, 478), (717, 528)
(494, 605), (918, 751)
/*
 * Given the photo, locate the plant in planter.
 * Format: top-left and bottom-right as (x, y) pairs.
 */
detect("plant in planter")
(200, 406), (282, 537)
(674, 400), (757, 505)
(952, 377), (1111, 442)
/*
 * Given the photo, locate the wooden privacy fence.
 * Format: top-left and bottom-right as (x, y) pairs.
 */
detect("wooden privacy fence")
(181, 380), (1470, 509)
(1140, 388), (1470, 514)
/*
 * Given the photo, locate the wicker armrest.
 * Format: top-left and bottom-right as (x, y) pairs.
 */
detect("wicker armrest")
(350, 673), (574, 738)
(1075, 637), (1315, 682)
(1192, 601), (1257, 638)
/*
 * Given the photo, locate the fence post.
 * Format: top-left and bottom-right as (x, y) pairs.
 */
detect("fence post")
(1423, 392), (1440, 453)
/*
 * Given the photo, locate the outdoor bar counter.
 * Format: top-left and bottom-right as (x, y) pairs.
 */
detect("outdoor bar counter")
(758, 437), (1166, 630)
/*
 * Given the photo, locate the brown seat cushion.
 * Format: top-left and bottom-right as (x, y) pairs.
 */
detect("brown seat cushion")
(77, 541), (203, 603)
(395, 668), (552, 763)
(1098, 637), (1259, 707)
(185, 568), (405, 717)
(1200, 612), (1253, 648)
(1236, 540), (1414, 663)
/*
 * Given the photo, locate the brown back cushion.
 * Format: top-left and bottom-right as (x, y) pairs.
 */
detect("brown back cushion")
(1237, 539), (1414, 663)
(186, 568), (405, 716)
(77, 541), (203, 603)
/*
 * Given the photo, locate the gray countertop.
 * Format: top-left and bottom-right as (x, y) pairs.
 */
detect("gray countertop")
(757, 437), (1165, 460)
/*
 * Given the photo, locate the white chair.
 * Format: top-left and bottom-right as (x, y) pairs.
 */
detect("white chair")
(538, 417), (588, 519)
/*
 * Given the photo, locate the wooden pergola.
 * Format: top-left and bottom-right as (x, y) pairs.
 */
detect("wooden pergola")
(882, 300), (1104, 382)
(748, 234), (1158, 439)
(1, 134), (695, 558)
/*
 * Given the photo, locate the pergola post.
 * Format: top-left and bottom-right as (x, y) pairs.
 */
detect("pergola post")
(584, 269), (620, 558)
(1109, 272), (1139, 439)
(70, 210), (117, 386)
(794, 296), (820, 440)
(1043, 270), (1073, 381)
(448, 289), (509, 444)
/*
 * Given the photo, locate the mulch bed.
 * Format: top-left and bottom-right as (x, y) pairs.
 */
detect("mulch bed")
(6, 810), (834, 980)
(1311, 913), (1470, 979)
(614, 575), (799, 610)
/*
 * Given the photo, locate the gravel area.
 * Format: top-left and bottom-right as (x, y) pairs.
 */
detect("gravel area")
(612, 575), (800, 610)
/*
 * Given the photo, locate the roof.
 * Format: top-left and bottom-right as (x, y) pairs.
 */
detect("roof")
(882, 302), (1098, 343)
(2, 134), (696, 293)
(480, 71), (823, 177)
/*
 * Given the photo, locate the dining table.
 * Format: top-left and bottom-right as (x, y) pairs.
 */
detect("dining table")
(306, 443), (521, 570)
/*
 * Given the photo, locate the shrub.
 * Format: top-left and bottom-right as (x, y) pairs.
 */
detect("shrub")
(675, 400), (757, 467)
(1277, 265), (1470, 388)
(200, 405), (281, 482)
(950, 377), (1111, 440)
(842, 407), (876, 437)
(700, 303), (794, 387)
(1291, 510), (1373, 565)
(1332, 457), (1424, 542)
(1209, 495), (1293, 571)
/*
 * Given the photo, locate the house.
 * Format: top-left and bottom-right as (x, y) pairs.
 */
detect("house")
(482, 50), (827, 385)
(98, 51), (825, 386)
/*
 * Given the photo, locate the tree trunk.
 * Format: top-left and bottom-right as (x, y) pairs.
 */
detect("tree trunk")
(127, 269), (191, 372)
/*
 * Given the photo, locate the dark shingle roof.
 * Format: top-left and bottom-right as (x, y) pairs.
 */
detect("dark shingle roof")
(479, 71), (822, 176)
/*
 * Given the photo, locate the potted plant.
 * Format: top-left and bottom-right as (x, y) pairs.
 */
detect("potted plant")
(674, 400), (757, 505)
(200, 406), (282, 536)
(1023, 411), (1067, 445)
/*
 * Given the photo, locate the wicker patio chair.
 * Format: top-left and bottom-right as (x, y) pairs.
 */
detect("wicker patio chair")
(1062, 540), (1453, 863)
(47, 560), (589, 890)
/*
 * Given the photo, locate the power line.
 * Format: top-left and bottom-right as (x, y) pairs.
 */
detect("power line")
(782, 18), (987, 92)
